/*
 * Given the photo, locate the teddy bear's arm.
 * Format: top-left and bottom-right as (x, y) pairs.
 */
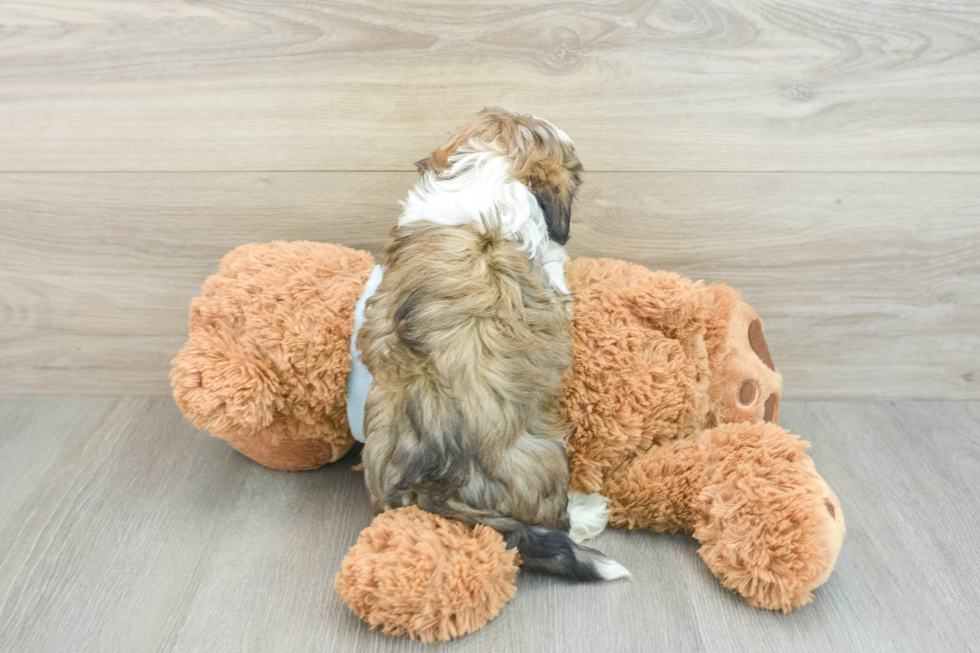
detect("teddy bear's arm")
(602, 422), (845, 612)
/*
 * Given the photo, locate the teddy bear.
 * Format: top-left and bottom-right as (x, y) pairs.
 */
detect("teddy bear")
(171, 241), (845, 642)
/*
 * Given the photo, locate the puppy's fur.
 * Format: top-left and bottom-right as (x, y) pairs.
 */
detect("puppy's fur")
(360, 108), (627, 581)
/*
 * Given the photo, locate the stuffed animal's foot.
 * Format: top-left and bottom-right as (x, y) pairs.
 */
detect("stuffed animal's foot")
(224, 426), (351, 471)
(602, 421), (844, 611)
(335, 506), (519, 642)
(694, 422), (845, 612)
(705, 291), (784, 426)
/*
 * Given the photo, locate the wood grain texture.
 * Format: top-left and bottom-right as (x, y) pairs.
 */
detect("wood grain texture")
(1, 0), (979, 171)
(573, 172), (980, 400)
(1, 172), (977, 398)
(1, 397), (979, 652)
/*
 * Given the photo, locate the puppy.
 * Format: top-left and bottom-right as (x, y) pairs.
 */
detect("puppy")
(359, 108), (627, 581)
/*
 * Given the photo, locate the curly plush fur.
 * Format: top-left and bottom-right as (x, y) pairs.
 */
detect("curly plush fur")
(335, 506), (520, 642)
(603, 422), (843, 611)
(561, 257), (841, 612)
(171, 241), (374, 470)
(172, 242), (845, 639)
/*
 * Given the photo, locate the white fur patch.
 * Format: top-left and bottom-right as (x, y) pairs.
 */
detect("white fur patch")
(398, 150), (569, 296)
(567, 492), (611, 544)
(542, 240), (570, 296)
(594, 557), (632, 581)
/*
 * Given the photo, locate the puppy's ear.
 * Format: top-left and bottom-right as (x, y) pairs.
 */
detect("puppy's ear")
(534, 185), (571, 245)
(415, 148), (450, 175)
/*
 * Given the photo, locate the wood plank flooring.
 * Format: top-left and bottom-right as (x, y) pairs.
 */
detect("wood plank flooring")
(1, 397), (978, 652)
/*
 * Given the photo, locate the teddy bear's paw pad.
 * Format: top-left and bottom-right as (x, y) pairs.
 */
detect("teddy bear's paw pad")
(335, 506), (519, 643)
(763, 393), (779, 423)
(824, 498), (836, 520)
(747, 319), (780, 423)
(567, 492), (612, 543)
(748, 319), (775, 371)
(714, 304), (784, 425)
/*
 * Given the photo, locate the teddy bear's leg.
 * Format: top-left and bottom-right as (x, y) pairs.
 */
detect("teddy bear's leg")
(603, 422), (845, 611)
(335, 507), (520, 642)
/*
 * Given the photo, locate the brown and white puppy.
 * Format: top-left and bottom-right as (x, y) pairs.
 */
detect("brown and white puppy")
(359, 108), (627, 581)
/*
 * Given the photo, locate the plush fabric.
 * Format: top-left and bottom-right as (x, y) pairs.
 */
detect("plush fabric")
(172, 242), (845, 640)
(603, 422), (844, 611)
(334, 506), (519, 643)
(560, 257), (842, 612)
(171, 241), (374, 470)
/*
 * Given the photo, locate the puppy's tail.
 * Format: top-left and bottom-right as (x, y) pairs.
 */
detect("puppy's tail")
(417, 499), (630, 582)
(502, 523), (631, 581)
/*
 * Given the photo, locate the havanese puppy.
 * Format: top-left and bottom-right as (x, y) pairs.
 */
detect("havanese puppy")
(358, 108), (628, 581)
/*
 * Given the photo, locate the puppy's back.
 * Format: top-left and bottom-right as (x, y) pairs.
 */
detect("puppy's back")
(359, 221), (571, 521)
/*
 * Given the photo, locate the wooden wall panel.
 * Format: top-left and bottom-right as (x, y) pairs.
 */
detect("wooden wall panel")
(1, 1), (978, 172)
(1, 172), (976, 398)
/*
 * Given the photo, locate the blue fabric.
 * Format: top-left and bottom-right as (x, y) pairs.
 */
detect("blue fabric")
(346, 265), (384, 443)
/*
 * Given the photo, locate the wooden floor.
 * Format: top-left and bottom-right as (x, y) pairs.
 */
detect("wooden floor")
(0, 396), (977, 652)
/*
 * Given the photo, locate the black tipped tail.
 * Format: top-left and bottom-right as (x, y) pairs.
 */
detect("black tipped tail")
(503, 524), (630, 582)
(415, 499), (629, 582)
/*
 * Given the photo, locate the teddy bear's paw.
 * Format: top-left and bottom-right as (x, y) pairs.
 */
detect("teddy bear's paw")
(335, 506), (519, 642)
(694, 452), (846, 612)
(803, 470), (846, 594)
(566, 492), (612, 543)
(710, 300), (784, 426)
(170, 330), (283, 437)
(225, 426), (352, 471)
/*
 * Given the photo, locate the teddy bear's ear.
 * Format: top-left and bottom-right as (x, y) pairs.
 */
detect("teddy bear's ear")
(171, 327), (283, 439)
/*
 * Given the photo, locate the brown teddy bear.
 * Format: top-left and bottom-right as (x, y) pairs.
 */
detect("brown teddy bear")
(172, 241), (845, 642)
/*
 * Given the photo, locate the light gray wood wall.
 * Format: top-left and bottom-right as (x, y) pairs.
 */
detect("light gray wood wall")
(0, 1), (978, 399)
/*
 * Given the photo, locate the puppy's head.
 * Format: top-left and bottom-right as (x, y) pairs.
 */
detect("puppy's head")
(415, 107), (582, 245)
